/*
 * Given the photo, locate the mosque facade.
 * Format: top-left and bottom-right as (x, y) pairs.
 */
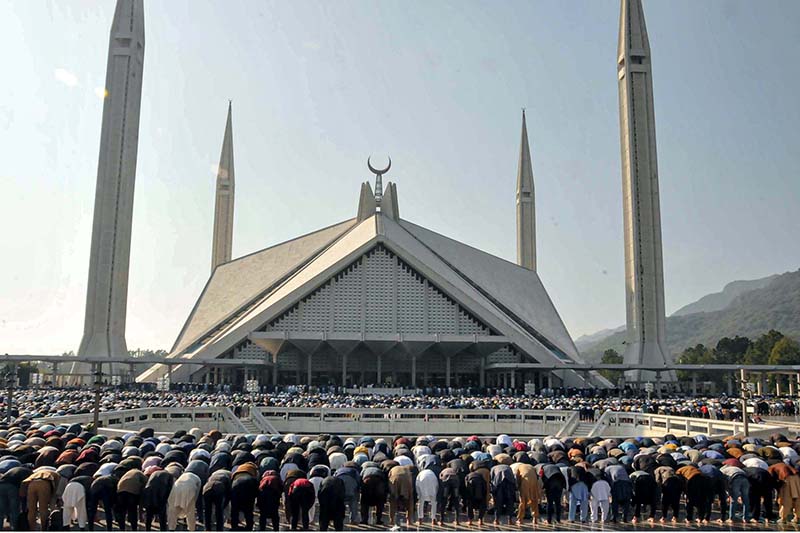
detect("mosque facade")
(138, 156), (606, 389)
(72, 0), (676, 391)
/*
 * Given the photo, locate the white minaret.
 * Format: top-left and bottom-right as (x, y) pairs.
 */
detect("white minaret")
(211, 102), (235, 272)
(617, 0), (675, 383)
(78, 0), (144, 360)
(516, 109), (536, 271)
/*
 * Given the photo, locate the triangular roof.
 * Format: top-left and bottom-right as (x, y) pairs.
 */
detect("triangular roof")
(170, 218), (357, 355)
(398, 219), (580, 361)
(148, 213), (588, 383)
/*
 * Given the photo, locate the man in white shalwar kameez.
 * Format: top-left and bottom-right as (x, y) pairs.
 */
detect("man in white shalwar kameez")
(61, 480), (87, 529)
(167, 472), (201, 531)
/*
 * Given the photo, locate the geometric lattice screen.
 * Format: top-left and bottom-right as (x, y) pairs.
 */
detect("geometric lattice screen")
(263, 244), (495, 336)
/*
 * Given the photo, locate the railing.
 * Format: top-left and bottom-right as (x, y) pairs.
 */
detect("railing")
(555, 411), (579, 438)
(34, 406), (231, 433)
(34, 406), (789, 439)
(256, 407), (574, 436)
(221, 407), (248, 434)
(344, 387), (417, 396)
(594, 411), (787, 438)
(251, 407), (281, 435)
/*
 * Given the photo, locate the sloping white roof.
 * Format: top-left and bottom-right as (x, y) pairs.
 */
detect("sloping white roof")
(398, 220), (581, 361)
(148, 211), (586, 374)
(170, 219), (356, 355)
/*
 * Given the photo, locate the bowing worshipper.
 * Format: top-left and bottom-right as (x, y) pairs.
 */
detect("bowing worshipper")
(185, 458), (210, 528)
(512, 462), (542, 525)
(701, 462), (729, 524)
(61, 475), (91, 530)
(166, 471), (201, 532)
(746, 465), (775, 523)
(464, 470), (488, 526)
(566, 466), (589, 523)
(589, 472), (611, 524)
(415, 467), (440, 526)
(307, 464), (330, 526)
(540, 463), (566, 524)
(286, 475), (316, 531)
(439, 465), (462, 525)
(116, 467), (147, 531)
(202, 469), (230, 533)
(23, 468), (61, 531)
(490, 463), (517, 525)
(333, 461), (361, 524)
(677, 464), (709, 524)
(721, 462), (751, 523)
(257, 470), (283, 532)
(605, 462), (633, 523)
(769, 461), (800, 523)
(630, 468), (658, 523)
(142, 469), (173, 532)
(388, 464), (415, 527)
(317, 475), (346, 532)
(229, 461), (258, 531)
(0, 465), (32, 529)
(360, 461), (388, 525)
(654, 465), (682, 523)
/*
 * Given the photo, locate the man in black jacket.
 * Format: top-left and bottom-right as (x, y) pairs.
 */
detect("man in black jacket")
(141, 470), (173, 532)
(317, 476), (346, 531)
(202, 470), (230, 532)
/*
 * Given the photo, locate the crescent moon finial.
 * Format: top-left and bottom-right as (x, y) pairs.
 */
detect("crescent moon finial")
(367, 155), (391, 175)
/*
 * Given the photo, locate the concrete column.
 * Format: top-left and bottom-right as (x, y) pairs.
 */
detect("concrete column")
(727, 374), (733, 396)
(51, 362), (58, 387)
(377, 353), (382, 385)
(691, 375), (697, 396)
(790, 377), (796, 397)
(655, 372), (662, 399)
(445, 355), (451, 388)
(479, 357), (486, 389)
(758, 374), (765, 396)
(510, 370), (516, 390)
(306, 353), (312, 385)
(341, 353), (347, 387)
(272, 355), (278, 386)
(777, 376), (782, 397)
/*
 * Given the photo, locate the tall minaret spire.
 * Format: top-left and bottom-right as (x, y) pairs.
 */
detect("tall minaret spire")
(617, 0), (674, 384)
(78, 0), (144, 359)
(211, 102), (235, 272)
(516, 109), (536, 271)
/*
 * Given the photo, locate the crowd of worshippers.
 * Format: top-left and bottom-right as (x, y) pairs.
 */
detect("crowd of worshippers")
(8, 387), (800, 422)
(5, 422), (800, 532)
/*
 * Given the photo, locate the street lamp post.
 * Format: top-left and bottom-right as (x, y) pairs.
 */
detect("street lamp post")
(740, 368), (749, 437)
(5, 363), (17, 423)
(92, 363), (103, 429)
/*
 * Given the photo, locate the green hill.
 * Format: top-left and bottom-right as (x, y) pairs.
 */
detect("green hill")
(580, 269), (800, 362)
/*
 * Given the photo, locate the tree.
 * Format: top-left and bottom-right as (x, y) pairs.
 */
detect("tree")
(677, 344), (714, 383)
(714, 336), (751, 364)
(600, 349), (623, 384)
(745, 330), (785, 365)
(769, 337), (800, 365)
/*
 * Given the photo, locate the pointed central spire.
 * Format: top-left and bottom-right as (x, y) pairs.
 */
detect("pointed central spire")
(211, 102), (235, 271)
(516, 109), (536, 271)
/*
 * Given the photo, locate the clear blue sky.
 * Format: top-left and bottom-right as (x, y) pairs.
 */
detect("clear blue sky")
(1, 0), (798, 354)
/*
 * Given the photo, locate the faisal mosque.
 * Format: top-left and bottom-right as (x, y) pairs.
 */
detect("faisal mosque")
(70, 0), (674, 391)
